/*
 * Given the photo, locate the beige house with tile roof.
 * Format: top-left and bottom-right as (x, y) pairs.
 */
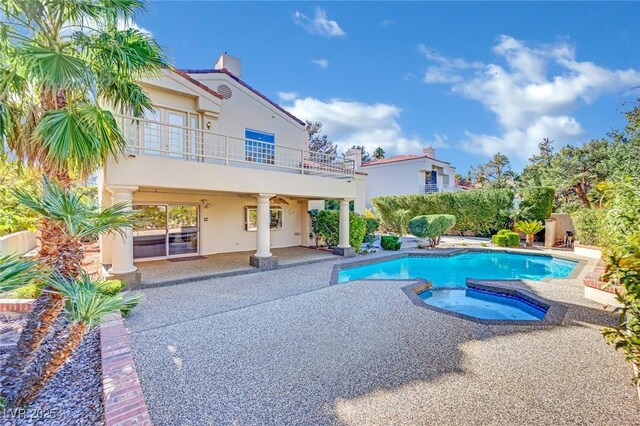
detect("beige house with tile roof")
(99, 53), (366, 283)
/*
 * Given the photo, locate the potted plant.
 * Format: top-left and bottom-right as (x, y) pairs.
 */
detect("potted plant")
(515, 220), (545, 247)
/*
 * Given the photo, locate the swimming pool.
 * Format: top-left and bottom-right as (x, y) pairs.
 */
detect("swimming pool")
(337, 252), (576, 286)
(420, 288), (547, 321)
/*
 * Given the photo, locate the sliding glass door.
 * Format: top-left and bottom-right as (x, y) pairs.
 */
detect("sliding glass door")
(168, 205), (198, 256)
(132, 204), (199, 260)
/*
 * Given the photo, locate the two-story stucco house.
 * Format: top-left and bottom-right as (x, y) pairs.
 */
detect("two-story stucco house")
(362, 147), (457, 208)
(99, 53), (366, 283)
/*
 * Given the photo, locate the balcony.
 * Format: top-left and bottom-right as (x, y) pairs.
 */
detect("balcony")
(424, 183), (457, 193)
(116, 115), (355, 180)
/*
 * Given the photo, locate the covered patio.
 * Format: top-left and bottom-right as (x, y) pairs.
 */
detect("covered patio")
(134, 246), (335, 287)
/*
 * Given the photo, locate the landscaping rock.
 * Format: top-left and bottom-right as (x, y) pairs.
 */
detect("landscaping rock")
(0, 316), (104, 426)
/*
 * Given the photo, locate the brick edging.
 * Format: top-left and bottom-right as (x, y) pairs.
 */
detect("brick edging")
(583, 260), (623, 295)
(0, 298), (35, 313)
(100, 313), (152, 426)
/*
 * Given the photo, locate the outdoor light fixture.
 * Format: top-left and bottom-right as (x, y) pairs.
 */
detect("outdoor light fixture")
(206, 121), (212, 129)
(201, 199), (211, 209)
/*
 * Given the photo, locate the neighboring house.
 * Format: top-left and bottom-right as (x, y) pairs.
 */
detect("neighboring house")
(99, 53), (366, 283)
(362, 147), (457, 208)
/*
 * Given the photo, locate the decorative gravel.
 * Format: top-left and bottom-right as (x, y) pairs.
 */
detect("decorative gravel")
(0, 315), (104, 426)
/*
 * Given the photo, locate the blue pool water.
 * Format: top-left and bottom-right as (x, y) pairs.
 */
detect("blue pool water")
(337, 252), (576, 286)
(420, 289), (547, 321)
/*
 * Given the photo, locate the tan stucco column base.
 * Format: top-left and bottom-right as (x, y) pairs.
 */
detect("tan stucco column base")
(103, 267), (142, 289)
(249, 255), (278, 270)
(333, 247), (355, 258)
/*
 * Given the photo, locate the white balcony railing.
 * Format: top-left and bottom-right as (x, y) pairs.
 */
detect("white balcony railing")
(116, 115), (355, 179)
(424, 183), (457, 193)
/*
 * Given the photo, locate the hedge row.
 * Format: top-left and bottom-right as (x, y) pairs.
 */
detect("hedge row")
(371, 189), (515, 236)
(519, 187), (555, 222)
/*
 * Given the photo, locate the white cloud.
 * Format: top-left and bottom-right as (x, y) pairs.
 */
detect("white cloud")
(311, 58), (329, 69)
(421, 36), (640, 159)
(284, 97), (425, 155)
(293, 8), (346, 37)
(380, 19), (395, 27)
(425, 133), (450, 149)
(418, 44), (483, 85)
(278, 91), (298, 102)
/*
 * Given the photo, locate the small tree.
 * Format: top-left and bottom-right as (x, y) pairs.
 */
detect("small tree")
(515, 220), (545, 246)
(10, 272), (142, 407)
(373, 147), (385, 160)
(409, 214), (456, 248)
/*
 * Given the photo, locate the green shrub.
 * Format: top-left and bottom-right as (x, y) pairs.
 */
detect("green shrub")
(571, 208), (605, 247)
(98, 279), (125, 296)
(312, 210), (367, 252)
(496, 229), (512, 236)
(519, 186), (555, 222)
(601, 178), (640, 252)
(371, 188), (514, 236)
(381, 235), (401, 250)
(364, 217), (380, 244)
(492, 231), (520, 247)
(601, 233), (640, 382)
(408, 214), (457, 248)
(5, 282), (42, 299)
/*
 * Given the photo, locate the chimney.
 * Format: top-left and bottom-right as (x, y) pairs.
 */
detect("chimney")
(345, 148), (362, 171)
(422, 146), (436, 158)
(214, 52), (242, 78)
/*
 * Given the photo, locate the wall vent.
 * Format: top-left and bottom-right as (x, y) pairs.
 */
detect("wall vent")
(217, 84), (232, 99)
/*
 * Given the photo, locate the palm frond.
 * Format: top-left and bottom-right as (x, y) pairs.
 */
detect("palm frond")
(97, 74), (154, 116)
(0, 254), (41, 293)
(48, 271), (143, 329)
(21, 46), (90, 91)
(34, 106), (99, 176)
(76, 103), (127, 163)
(13, 175), (132, 238)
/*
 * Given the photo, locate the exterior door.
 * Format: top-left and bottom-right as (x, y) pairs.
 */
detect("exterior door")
(132, 204), (199, 260)
(167, 111), (188, 159)
(132, 205), (168, 259)
(168, 205), (199, 256)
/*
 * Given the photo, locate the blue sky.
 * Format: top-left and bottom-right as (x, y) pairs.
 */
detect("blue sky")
(137, 1), (640, 173)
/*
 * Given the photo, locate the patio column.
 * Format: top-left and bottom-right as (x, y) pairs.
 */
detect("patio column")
(250, 193), (278, 270)
(106, 185), (141, 285)
(335, 199), (355, 257)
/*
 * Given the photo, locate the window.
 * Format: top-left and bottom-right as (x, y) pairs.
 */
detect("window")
(245, 206), (283, 231)
(245, 129), (275, 164)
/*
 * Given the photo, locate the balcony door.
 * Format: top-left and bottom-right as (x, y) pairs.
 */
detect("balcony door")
(133, 204), (199, 260)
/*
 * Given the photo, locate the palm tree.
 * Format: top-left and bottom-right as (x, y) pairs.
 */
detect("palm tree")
(373, 147), (385, 160)
(10, 272), (142, 407)
(0, 176), (133, 399)
(0, 0), (166, 186)
(0, 1), (163, 397)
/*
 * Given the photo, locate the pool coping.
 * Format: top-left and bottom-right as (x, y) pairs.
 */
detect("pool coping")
(401, 278), (568, 326)
(329, 247), (588, 286)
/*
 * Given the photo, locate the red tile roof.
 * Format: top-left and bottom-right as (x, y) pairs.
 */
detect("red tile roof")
(179, 68), (305, 126)
(362, 154), (451, 167)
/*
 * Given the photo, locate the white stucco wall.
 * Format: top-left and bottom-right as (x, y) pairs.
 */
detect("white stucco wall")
(189, 72), (308, 151)
(363, 158), (456, 208)
(100, 191), (303, 264)
(0, 230), (37, 256)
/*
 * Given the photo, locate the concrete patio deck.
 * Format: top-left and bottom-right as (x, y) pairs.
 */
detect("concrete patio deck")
(134, 246), (335, 286)
(124, 250), (640, 425)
